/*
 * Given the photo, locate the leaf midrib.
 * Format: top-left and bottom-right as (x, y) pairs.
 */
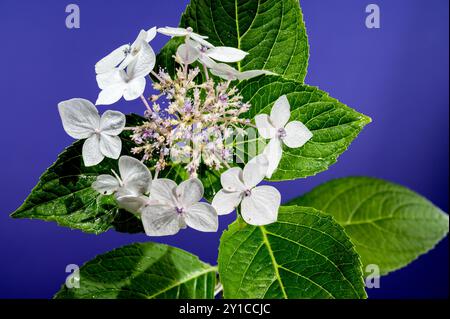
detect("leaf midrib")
(234, 0), (241, 71)
(259, 226), (288, 298)
(146, 266), (217, 299)
(78, 264), (217, 299)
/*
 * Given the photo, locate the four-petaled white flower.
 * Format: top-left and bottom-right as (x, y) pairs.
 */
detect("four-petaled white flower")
(58, 98), (125, 167)
(95, 27), (157, 74)
(212, 154), (281, 226)
(92, 155), (154, 213)
(96, 54), (153, 105)
(177, 39), (248, 66)
(209, 62), (274, 81)
(141, 178), (218, 236)
(157, 26), (213, 48)
(255, 95), (313, 178)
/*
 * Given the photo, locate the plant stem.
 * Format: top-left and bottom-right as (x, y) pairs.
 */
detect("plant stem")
(140, 95), (152, 113)
(222, 159), (231, 169)
(225, 137), (263, 148)
(203, 63), (210, 81)
(214, 283), (223, 297)
(182, 35), (191, 79)
(150, 70), (163, 83)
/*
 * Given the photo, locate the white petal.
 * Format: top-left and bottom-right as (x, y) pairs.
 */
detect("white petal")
(185, 202), (218, 232)
(157, 27), (189, 37)
(118, 156), (152, 196)
(100, 134), (121, 159)
(236, 70), (274, 81)
(96, 69), (125, 90)
(140, 42), (156, 74)
(117, 54), (135, 70)
(116, 31), (147, 71)
(198, 55), (216, 68)
(146, 26), (157, 42)
(242, 154), (269, 189)
(186, 38), (201, 49)
(190, 33), (214, 48)
(255, 114), (276, 139)
(82, 135), (104, 166)
(58, 98), (99, 139)
(96, 85), (125, 105)
(100, 110), (126, 135)
(123, 77), (146, 101)
(206, 47), (248, 63)
(115, 186), (138, 198)
(211, 189), (242, 215)
(128, 42), (156, 78)
(131, 30), (148, 49)
(263, 138), (282, 178)
(176, 43), (200, 64)
(95, 44), (128, 74)
(283, 121), (313, 148)
(270, 95), (291, 128)
(220, 167), (246, 192)
(115, 194), (152, 214)
(150, 179), (177, 206)
(92, 174), (120, 195)
(190, 31), (208, 39)
(209, 63), (239, 81)
(141, 204), (181, 236)
(241, 186), (280, 226)
(175, 178), (203, 208)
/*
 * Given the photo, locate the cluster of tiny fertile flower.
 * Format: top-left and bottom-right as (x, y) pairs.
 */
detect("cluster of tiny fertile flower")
(130, 60), (251, 177)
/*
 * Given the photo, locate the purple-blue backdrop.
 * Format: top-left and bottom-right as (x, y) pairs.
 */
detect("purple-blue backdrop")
(0, 0), (448, 299)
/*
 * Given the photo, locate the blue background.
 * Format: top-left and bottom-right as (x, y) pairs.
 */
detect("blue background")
(0, 0), (448, 299)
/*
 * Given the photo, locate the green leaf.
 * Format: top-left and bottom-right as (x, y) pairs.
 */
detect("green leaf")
(237, 76), (371, 180)
(157, 0), (309, 82)
(218, 206), (367, 299)
(54, 242), (217, 299)
(11, 115), (146, 234)
(288, 177), (449, 275)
